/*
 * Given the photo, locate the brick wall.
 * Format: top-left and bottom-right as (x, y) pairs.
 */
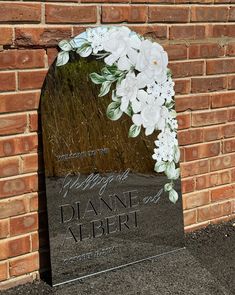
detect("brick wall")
(0, 0), (235, 290)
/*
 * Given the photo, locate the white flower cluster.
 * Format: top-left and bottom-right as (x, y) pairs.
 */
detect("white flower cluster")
(57, 26), (180, 203)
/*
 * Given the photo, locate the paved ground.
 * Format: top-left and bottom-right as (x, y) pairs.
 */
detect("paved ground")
(1, 221), (235, 295)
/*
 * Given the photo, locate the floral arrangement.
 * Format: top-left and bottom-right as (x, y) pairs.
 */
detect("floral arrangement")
(56, 26), (180, 204)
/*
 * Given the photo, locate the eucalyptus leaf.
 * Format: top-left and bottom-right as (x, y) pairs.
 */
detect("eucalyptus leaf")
(170, 110), (177, 118)
(154, 161), (167, 173)
(165, 161), (176, 179)
(90, 73), (106, 85)
(128, 124), (141, 138)
(174, 145), (180, 163)
(99, 81), (112, 97)
(164, 182), (173, 192)
(56, 51), (69, 67)
(106, 102), (123, 121)
(76, 43), (92, 57)
(58, 40), (72, 52)
(169, 188), (178, 204)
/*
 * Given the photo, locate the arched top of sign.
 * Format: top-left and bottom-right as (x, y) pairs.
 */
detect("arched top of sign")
(56, 26), (180, 204)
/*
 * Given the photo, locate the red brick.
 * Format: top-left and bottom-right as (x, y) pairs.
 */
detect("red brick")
(178, 129), (203, 146)
(46, 48), (58, 67)
(0, 157), (20, 178)
(0, 49), (45, 70)
(0, 262), (8, 282)
(229, 7), (235, 21)
(196, 171), (230, 190)
(170, 61), (204, 78)
(183, 191), (210, 210)
(210, 153), (235, 171)
(0, 135), (38, 158)
(149, 6), (189, 23)
(174, 79), (191, 95)
(46, 4), (97, 24)
(222, 123), (235, 138)
(209, 24), (235, 38)
(191, 6), (228, 22)
(0, 72), (16, 92)
(184, 209), (197, 226)
(22, 154), (39, 174)
(226, 43), (235, 56)
(177, 113), (191, 130)
(207, 58), (235, 75)
(0, 92), (40, 113)
(175, 94), (210, 112)
(31, 232), (39, 252)
(180, 159), (209, 178)
(197, 206), (211, 222)
(228, 108), (235, 121)
(182, 178), (195, 193)
(0, 219), (9, 239)
(0, 114), (27, 136)
(83, 0), (128, 2)
(0, 235), (31, 260)
(132, 0), (174, 2)
(189, 44), (224, 59)
(10, 213), (38, 236)
(185, 142), (220, 161)
(223, 138), (235, 153)
(211, 92), (235, 108)
(163, 44), (187, 61)
(128, 25), (168, 39)
(18, 70), (47, 90)
(0, 272), (36, 290)
(211, 185), (235, 202)
(0, 3), (41, 23)
(191, 76), (227, 93)
(169, 25), (206, 40)
(29, 194), (39, 212)
(0, 175), (38, 199)
(231, 168), (235, 182)
(192, 110), (227, 127)
(203, 126), (222, 142)
(228, 75), (235, 89)
(0, 197), (29, 219)
(15, 27), (72, 47)
(10, 252), (39, 277)
(0, 28), (13, 46)
(184, 221), (210, 233)
(211, 202), (232, 219)
(102, 6), (147, 23)
(29, 113), (38, 132)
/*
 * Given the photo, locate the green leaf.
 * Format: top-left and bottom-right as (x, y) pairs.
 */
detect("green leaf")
(58, 40), (72, 52)
(112, 91), (121, 102)
(164, 182), (173, 192)
(128, 124), (141, 138)
(99, 81), (112, 97)
(90, 73), (106, 85)
(174, 145), (180, 163)
(170, 110), (177, 118)
(106, 64), (119, 74)
(154, 161), (167, 173)
(56, 51), (69, 67)
(76, 43), (92, 57)
(165, 161), (176, 179)
(106, 102), (123, 121)
(167, 68), (172, 78)
(169, 188), (178, 204)
(124, 104), (133, 117)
